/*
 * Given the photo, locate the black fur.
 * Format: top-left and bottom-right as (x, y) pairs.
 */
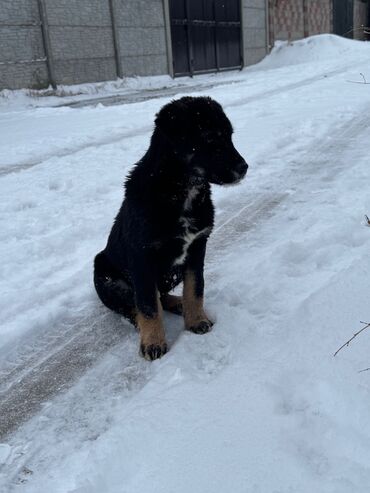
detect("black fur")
(94, 96), (248, 358)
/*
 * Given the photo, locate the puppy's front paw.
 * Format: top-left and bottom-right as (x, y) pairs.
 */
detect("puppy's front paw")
(140, 341), (168, 361)
(187, 319), (213, 334)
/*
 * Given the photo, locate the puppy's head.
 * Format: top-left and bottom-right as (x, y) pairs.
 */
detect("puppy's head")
(155, 96), (248, 186)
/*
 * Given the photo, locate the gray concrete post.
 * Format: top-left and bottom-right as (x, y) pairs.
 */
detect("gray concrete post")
(37, 0), (57, 88)
(109, 0), (123, 79)
(162, 0), (174, 77)
(265, 0), (271, 51)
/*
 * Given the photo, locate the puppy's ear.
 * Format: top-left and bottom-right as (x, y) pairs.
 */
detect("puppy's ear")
(154, 99), (189, 140)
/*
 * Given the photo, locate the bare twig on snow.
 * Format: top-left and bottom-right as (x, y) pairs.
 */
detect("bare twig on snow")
(334, 321), (370, 357)
(347, 73), (370, 85)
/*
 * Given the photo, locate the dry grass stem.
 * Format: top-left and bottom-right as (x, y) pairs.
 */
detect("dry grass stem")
(334, 321), (370, 357)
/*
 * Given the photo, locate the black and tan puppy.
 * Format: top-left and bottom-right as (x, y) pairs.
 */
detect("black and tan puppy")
(94, 96), (248, 360)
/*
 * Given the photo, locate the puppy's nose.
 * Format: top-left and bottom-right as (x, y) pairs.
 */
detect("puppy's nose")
(235, 160), (248, 177)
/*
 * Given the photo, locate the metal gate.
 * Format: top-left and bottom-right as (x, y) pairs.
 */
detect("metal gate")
(333, 0), (354, 38)
(169, 0), (242, 76)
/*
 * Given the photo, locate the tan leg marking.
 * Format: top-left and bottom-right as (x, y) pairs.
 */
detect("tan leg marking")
(183, 271), (213, 334)
(160, 294), (183, 315)
(136, 296), (168, 360)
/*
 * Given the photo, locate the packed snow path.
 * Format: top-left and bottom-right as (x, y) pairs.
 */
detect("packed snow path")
(1, 36), (370, 492)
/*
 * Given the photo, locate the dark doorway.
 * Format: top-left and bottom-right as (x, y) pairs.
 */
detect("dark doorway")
(333, 0), (354, 38)
(169, 0), (243, 76)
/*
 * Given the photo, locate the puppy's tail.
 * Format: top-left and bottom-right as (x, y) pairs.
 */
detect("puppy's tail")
(94, 252), (136, 324)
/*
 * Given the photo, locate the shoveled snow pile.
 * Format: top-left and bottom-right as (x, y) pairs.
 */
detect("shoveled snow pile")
(258, 33), (370, 68)
(1, 35), (370, 493)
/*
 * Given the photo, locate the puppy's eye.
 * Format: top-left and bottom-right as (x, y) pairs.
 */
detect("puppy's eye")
(203, 133), (215, 144)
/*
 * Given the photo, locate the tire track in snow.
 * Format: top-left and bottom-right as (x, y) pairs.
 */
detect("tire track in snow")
(0, 125), (153, 177)
(58, 67), (336, 110)
(1, 106), (369, 441)
(0, 61), (358, 178)
(60, 78), (241, 109)
(0, 311), (128, 441)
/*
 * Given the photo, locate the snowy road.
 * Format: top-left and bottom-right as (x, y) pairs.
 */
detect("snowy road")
(1, 36), (370, 492)
(1, 50), (367, 441)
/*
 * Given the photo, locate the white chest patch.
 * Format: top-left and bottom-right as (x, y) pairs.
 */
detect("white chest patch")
(173, 223), (210, 266)
(173, 186), (210, 266)
(183, 186), (200, 211)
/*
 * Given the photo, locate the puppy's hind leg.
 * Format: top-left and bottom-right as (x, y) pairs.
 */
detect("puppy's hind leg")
(160, 293), (183, 316)
(159, 266), (184, 316)
(94, 252), (136, 324)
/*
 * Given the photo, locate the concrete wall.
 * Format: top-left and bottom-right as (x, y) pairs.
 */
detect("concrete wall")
(242, 0), (268, 66)
(45, 0), (116, 85)
(46, 0), (168, 82)
(0, 0), (169, 89)
(114, 0), (168, 76)
(0, 0), (49, 89)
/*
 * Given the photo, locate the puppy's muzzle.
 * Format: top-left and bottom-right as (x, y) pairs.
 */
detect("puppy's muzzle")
(233, 160), (248, 182)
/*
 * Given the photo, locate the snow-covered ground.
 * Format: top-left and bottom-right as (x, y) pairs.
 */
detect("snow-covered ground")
(1, 34), (370, 492)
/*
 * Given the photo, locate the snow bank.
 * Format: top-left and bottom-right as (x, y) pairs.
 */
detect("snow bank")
(259, 34), (370, 69)
(0, 75), (177, 110)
